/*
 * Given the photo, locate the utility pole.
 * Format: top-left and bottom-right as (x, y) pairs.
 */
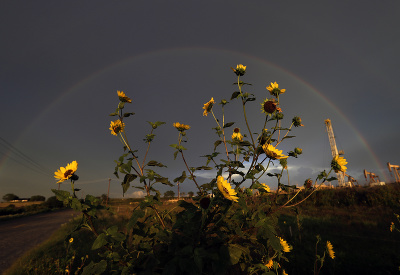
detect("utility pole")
(106, 178), (111, 206)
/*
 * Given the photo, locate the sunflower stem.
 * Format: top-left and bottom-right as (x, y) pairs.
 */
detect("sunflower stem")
(237, 75), (256, 150)
(275, 122), (294, 147)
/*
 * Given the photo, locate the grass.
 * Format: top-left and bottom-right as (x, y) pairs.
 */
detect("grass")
(278, 205), (400, 274)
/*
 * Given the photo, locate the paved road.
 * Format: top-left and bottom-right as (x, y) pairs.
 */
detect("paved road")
(0, 209), (79, 274)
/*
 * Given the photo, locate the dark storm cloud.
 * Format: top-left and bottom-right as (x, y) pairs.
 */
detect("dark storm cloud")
(1, 1), (399, 198)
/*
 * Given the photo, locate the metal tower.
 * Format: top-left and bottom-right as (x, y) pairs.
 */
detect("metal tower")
(324, 119), (346, 186)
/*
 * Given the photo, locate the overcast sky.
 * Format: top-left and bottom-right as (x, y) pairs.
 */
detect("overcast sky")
(1, 1), (399, 199)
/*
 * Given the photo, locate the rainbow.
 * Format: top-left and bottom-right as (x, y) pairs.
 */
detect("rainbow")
(0, 47), (387, 181)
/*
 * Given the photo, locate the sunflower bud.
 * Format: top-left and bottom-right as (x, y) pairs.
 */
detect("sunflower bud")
(304, 178), (313, 189)
(274, 113), (284, 120)
(231, 64), (246, 76)
(199, 197), (211, 209)
(294, 148), (302, 154)
(292, 116), (304, 127)
(280, 158), (288, 169)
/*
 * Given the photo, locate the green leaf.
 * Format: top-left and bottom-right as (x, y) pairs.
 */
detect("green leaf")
(127, 209), (145, 231)
(245, 97), (256, 103)
(223, 122), (235, 128)
(173, 171), (187, 183)
(238, 141), (252, 147)
(106, 226), (125, 242)
(122, 174), (137, 195)
(123, 112), (135, 117)
(51, 189), (71, 201)
(71, 198), (83, 211)
(228, 244), (248, 265)
(269, 235), (281, 251)
(81, 260), (107, 275)
(147, 160), (167, 167)
(194, 166), (213, 171)
(147, 121), (166, 129)
(121, 160), (132, 173)
(214, 140), (222, 151)
(92, 233), (108, 250)
(231, 91), (241, 100)
(178, 200), (198, 210)
(281, 135), (295, 141)
(155, 177), (173, 186)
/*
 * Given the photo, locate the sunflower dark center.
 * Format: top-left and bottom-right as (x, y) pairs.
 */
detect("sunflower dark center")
(64, 169), (74, 178)
(264, 101), (277, 113)
(267, 152), (278, 159)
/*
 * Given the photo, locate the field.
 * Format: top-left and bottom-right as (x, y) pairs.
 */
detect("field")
(0, 201), (44, 208)
(4, 184), (400, 274)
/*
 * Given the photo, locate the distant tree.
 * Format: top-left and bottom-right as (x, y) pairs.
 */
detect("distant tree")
(30, 195), (46, 201)
(164, 190), (175, 199)
(44, 196), (64, 209)
(2, 193), (19, 202)
(101, 194), (108, 203)
(180, 192), (186, 197)
(188, 191), (194, 198)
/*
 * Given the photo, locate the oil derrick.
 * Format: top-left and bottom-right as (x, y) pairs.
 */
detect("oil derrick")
(324, 119), (348, 187)
(363, 169), (384, 186)
(344, 173), (358, 187)
(387, 162), (400, 183)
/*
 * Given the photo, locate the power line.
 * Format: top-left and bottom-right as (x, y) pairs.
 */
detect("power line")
(0, 137), (53, 176)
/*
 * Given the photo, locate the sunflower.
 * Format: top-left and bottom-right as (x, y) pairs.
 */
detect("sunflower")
(261, 98), (279, 115)
(117, 90), (132, 103)
(231, 128), (243, 141)
(326, 241), (335, 259)
(265, 259), (274, 269)
(279, 237), (292, 253)
(202, 97), (215, 116)
(231, 64), (246, 76)
(217, 176), (238, 202)
(262, 144), (288, 160)
(331, 155), (347, 173)
(109, 119), (125, 136)
(259, 183), (271, 192)
(54, 160), (78, 183)
(266, 82), (286, 97)
(173, 122), (191, 131)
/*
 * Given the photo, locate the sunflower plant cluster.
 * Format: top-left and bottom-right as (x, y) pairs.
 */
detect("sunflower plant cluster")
(52, 66), (341, 275)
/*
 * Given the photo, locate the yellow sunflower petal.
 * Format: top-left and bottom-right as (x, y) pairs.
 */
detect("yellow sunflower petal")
(217, 176), (238, 202)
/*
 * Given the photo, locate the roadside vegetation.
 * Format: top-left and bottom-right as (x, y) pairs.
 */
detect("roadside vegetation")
(4, 183), (400, 274)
